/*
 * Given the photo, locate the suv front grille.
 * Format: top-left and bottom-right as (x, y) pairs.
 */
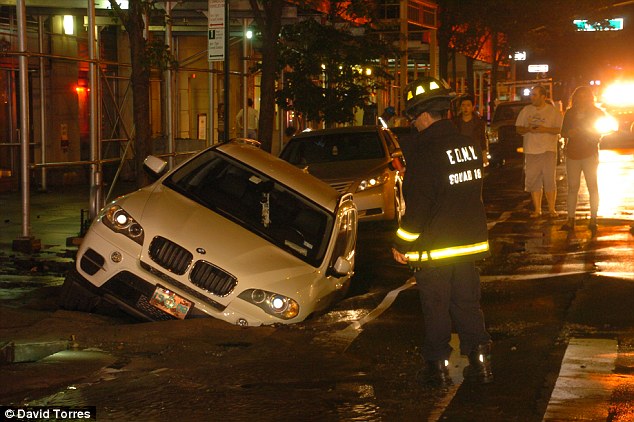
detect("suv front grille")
(190, 261), (237, 297)
(149, 236), (193, 275)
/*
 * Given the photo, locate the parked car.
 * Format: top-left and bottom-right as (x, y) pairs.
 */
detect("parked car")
(59, 140), (358, 326)
(279, 126), (405, 224)
(487, 100), (530, 166)
(488, 100), (565, 166)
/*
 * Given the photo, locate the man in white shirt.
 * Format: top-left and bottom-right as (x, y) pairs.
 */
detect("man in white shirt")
(516, 86), (563, 218)
(236, 98), (259, 139)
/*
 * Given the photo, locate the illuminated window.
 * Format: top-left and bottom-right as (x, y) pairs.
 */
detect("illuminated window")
(63, 15), (74, 35)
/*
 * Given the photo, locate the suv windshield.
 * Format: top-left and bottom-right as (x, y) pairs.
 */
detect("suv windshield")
(281, 132), (385, 165)
(163, 150), (334, 267)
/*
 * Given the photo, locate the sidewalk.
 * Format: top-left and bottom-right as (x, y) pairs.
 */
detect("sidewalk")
(0, 183), (135, 274)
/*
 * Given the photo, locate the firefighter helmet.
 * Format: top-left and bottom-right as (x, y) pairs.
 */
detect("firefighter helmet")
(403, 77), (455, 120)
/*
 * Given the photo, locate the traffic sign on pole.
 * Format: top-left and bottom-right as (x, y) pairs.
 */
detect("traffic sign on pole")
(208, 0), (225, 62)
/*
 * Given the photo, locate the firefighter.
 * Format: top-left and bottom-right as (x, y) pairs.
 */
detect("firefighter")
(391, 76), (493, 387)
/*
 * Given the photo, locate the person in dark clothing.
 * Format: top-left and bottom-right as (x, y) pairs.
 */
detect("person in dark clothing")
(392, 76), (493, 387)
(452, 95), (488, 166)
(560, 86), (605, 234)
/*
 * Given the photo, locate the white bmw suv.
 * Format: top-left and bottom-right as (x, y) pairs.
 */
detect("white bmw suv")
(60, 140), (357, 326)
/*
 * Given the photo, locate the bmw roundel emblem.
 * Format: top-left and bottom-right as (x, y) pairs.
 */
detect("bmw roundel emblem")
(196, 247), (206, 255)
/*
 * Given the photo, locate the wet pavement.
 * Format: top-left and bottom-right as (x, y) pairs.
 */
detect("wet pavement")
(1, 149), (634, 421)
(0, 186), (90, 286)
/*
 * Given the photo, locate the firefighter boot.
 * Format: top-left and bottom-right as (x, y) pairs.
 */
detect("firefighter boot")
(423, 359), (452, 387)
(463, 343), (494, 384)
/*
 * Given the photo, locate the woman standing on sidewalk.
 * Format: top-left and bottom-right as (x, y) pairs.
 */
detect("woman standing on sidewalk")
(560, 86), (604, 234)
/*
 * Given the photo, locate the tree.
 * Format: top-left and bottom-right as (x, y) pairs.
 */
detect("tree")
(277, 17), (392, 126)
(248, 0), (284, 153)
(437, 0), (484, 92)
(248, 0), (390, 147)
(108, 0), (175, 188)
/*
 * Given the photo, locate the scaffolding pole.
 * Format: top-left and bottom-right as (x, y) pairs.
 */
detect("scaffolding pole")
(13, 0), (40, 252)
(165, 1), (175, 169)
(88, 0), (103, 219)
(38, 16), (47, 191)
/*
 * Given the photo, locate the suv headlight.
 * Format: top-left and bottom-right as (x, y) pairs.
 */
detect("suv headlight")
(101, 205), (145, 245)
(357, 171), (390, 192)
(238, 289), (299, 320)
(487, 128), (499, 144)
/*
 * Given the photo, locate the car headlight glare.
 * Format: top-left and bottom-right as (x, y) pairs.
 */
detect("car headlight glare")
(357, 172), (389, 192)
(238, 289), (300, 320)
(271, 295), (287, 311)
(113, 210), (130, 228)
(594, 115), (619, 135)
(101, 205), (145, 245)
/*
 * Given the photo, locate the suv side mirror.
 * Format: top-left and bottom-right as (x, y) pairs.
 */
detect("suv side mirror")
(389, 149), (405, 172)
(327, 256), (352, 278)
(144, 155), (168, 178)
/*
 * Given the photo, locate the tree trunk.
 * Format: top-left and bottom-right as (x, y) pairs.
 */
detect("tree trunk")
(127, 0), (152, 188)
(109, 0), (152, 188)
(251, 0), (283, 153)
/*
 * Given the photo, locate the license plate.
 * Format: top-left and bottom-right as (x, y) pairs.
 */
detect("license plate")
(149, 285), (192, 320)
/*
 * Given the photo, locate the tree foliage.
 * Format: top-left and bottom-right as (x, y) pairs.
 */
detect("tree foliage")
(247, 0), (394, 141)
(276, 18), (393, 126)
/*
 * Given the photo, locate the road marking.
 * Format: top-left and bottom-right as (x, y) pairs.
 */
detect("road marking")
(543, 338), (617, 421)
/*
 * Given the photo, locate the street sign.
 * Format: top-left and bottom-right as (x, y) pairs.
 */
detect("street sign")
(528, 64), (549, 73)
(208, 0), (225, 62)
(573, 18), (623, 32)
